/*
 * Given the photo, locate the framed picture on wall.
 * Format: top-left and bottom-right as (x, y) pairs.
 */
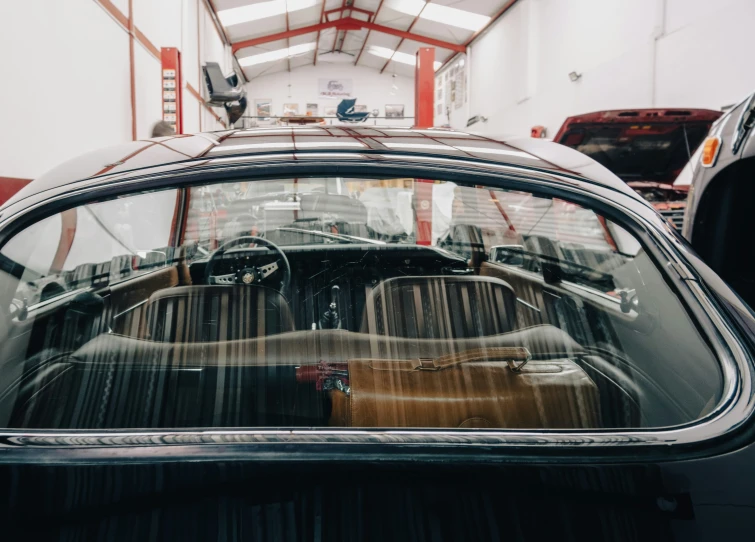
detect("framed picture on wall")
(323, 105), (337, 117)
(283, 103), (299, 116)
(385, 104), (404, 119)
(306, 103), (318, 116)
(354, 105), (368, 113)
(255, 99), (272, 119)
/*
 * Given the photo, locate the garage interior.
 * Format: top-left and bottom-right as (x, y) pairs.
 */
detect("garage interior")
(1, 0), (755, 304)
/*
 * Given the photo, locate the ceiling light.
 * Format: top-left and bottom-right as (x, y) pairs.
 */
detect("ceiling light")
(385, 0), (489, 32)
(421, 4), (489, 32)
(238, 42), (316, 67)
(385, 0), (425, 16)
(368, 46), (442, 70)
(218, 0), (318, 26)
(382, 142), (452, 151)
(295, 141), (365, 148)
(454, 146), (537, 159)
(209, 143), (295, 153)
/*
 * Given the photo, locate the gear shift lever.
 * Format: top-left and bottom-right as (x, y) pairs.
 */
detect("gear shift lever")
(319, 285), (341, 330)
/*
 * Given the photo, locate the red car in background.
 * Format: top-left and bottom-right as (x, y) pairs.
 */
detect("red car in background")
(554, 108), (722, 228)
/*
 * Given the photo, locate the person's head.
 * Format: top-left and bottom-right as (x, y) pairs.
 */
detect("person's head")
(151, 121), (175, 138)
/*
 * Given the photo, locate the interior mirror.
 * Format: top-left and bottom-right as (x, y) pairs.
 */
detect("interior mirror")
(489, 245), (525, 266)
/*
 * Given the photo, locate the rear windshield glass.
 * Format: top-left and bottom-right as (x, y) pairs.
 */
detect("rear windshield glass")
(0, 177), (722, 432)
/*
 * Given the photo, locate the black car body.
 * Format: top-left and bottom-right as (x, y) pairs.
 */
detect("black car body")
(0, 127), (753, 541)
(683, 92), (755, 308)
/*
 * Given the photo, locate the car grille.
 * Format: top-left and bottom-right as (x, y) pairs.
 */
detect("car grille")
(660, 207), (685, 229)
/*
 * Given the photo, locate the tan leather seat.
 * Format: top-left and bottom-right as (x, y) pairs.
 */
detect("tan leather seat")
(361, 275), (518, 339)
(139, 285), (295, 342)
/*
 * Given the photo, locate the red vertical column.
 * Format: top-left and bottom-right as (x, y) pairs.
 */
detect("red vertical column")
(414, 179), (433, 246)
(161, 48), (184, 134)
(414, 47), (435, 129)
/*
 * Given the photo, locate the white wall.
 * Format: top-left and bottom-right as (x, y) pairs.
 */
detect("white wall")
(0, 0), (233, 180)
(457, 0), (755, 138)
(244, 64), (415, 126)
(0, 0), (131, 180)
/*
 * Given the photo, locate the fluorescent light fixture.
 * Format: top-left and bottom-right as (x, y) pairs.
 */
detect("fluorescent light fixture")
(208, 143), (295, 153)
(368, 46), (442, 70)
(454, 146), (537, 159)
(294, 153), (364, 158)
(208, 154), (294, 163)
(218, 0), (317, 26)
(295, 141), (365, 148)
(385, 0), (489, 32)
(381, 128), (474, 136)
(382, 142), (453, 151)
(231, 128), (323, 136)
(238, 42), (316, 67)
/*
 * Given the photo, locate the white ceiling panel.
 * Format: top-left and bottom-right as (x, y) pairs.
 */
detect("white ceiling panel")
(410, 18), (473, 44)
(236, 38), (288, 58)
(289, 4), (323, 28)
(222, 0), (510, 74)
(226, 15), (288, 41)
(243, 59), (288, 80)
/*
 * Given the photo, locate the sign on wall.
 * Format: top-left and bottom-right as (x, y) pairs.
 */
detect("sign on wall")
(318, 78), (353, 98)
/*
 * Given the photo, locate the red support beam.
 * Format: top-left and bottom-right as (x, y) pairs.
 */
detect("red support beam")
(414, 47), (435, 128)
(354, 0), (384, 65)
(313, 0), (327, 66)
(232, 18), (465, 54)
(380, 2), (427, 74)
(128, 0), (137, 140)
(205, 0), (231, 45)
(0, 177), (32, 206)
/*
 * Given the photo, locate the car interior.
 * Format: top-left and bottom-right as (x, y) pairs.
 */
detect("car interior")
(0, 177), (724, 432)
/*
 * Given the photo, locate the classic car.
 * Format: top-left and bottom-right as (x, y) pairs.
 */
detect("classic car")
(681, 91), (755, 309)
(0, 127), (753, 540)
(553, 108), (722, 229)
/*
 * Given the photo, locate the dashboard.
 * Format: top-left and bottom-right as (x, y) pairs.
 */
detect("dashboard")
(189, 244), (471, 332)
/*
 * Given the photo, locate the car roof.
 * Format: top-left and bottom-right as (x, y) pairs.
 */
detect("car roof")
(4, 126), (640, 208)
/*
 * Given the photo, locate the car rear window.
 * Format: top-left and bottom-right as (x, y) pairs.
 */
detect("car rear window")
(0, 177), (723, 433)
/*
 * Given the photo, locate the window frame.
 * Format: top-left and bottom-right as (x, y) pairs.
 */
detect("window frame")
(0, 155), (750, 464)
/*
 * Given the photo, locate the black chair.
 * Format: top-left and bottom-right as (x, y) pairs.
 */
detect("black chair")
(202, 62), (247, 125)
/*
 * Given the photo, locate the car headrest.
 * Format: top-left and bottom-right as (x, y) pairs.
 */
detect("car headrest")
(361, 275), (518, 338)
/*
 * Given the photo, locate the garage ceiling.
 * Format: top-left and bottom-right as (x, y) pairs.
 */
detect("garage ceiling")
(210, 0), (514, 80)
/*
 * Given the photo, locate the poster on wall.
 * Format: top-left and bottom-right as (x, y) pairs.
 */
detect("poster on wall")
(306, 103), (318, 116)
(283, 103), (299, 116)
(255, 99), (272, 119)
(385, 104), (405, 119)
(323, 104), (337, 117)
(354, 104), (368, 113)
(318, 78), (353, 98)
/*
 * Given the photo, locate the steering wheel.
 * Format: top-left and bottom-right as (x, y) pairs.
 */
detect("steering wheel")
(204, 236), (291, 294)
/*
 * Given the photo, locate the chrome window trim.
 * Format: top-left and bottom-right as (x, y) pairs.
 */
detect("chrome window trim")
(0, 155), (750, 461)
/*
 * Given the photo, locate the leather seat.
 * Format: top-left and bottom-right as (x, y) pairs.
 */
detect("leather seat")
(361, 275), (518, 339)
(139, 285), (295, 342)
